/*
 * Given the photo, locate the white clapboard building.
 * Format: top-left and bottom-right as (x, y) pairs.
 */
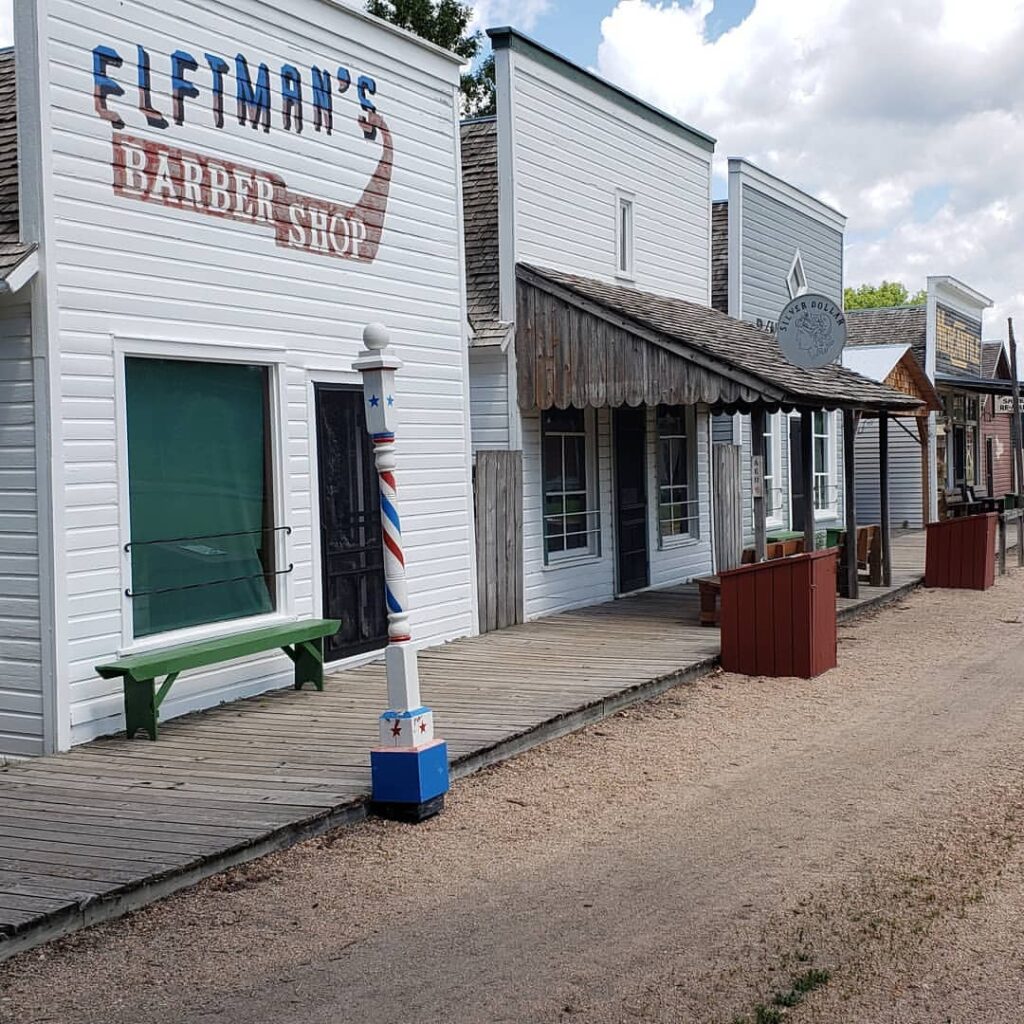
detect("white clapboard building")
(461, 29), (914, 632)
(0, 0), (477, 757)
(710, 159), (849, 556)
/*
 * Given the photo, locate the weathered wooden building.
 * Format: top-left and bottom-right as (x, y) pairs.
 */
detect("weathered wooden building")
(463, 29), (919, 630)
(846, 277), (1016, 525)
(0, 0), (477, 756)
(980, 340), (1016, 498)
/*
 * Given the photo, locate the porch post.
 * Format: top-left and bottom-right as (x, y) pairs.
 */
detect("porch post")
(354, 324), (449, 823)
(879, 411), (892, 587)
(801, 408), (816, 552)
(842, 409), (858, 599)
(751, 407), (767, 562)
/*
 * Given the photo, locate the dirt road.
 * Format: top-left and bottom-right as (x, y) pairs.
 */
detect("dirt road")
(2, 578), (1024, 1024)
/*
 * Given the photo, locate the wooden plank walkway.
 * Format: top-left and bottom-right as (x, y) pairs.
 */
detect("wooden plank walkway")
(0, 530), (950, 959)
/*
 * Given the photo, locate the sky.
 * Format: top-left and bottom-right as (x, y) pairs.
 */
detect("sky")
(1, 0), (1020, 348)
(470, 0), (1024, 349)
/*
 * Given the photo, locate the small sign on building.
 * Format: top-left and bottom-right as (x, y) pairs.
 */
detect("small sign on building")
(776, 293), (847, 369)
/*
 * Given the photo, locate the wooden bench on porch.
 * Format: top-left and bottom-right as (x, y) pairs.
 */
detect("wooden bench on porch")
(95, 618), (340, 741)
(696, 538), (807, 627)
(826, 525), (883, 589)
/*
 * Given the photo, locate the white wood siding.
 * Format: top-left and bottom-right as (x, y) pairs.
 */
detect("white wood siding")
(728, 169), (846, 541)
(648, 407), (714, 587)
(41, 0), (474, 745)
(522, 407), (713, 620)
(468, 347), (509, 451)
(855, 419), (924, 530)
(0, 303), (43, 757)
(508, 52), (711, 304)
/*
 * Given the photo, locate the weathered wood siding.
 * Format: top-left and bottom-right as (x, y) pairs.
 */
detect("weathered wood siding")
(468, 347), (510, 451)
(0, 303), (43, 757)
(713, 444), (743, 571)
(474, 450), (523, 633)
(855, 419), (924, 529)
(507, 46), (712, 304)
(31, 0), (475, 747)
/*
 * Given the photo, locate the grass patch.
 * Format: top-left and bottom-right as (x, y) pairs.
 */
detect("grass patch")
(734, 966), (832, 1023)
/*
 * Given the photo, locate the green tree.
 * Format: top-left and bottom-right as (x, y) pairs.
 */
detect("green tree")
(366, 0), (496, 116)
(844, 280), (927, 309)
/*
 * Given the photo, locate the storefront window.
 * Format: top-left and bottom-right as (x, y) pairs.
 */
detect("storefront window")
(541, 407), (598, 560)
(763, 413), (779, 520)
(125, 357), (276, 638)
(946, 393), (979, 489)
(657, 405), (695, 538)
(812, 411), (833, 513)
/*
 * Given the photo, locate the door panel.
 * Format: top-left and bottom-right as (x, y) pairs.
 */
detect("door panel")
(315, 384), (388, 661)
(789, 417), (805, 533)
(614, 406), (649, 594)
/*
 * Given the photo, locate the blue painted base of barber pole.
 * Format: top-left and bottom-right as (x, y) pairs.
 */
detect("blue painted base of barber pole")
(370, 739), (449, 822)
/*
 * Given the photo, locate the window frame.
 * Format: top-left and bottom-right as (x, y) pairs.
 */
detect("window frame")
(540, 406), (601, 565)
(787, 249), (808, 299)
(811, 409), (838, 519)
(655, 404), (699, 547)
(762, 411), (785, 529)
(114, 337), (293, 655)
(615, 189), (636, 281)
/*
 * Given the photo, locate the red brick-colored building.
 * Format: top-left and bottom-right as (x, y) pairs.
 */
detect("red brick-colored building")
(980, 340), (1017, 497)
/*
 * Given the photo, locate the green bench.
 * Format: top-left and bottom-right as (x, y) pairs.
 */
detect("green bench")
(95, 618), (340, 741)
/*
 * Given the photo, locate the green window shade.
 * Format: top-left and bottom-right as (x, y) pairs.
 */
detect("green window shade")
(126, 357), (275, 638)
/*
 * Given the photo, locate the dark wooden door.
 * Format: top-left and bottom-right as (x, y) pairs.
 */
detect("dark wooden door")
(614, 406), (649, 593)
(315, 384), (388, 661)
(789, 417), (806, 532)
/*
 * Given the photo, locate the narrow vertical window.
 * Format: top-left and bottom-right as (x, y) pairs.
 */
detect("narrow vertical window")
(763, 413), (776, 519)
(812, 410), (833, 514)
(616, 193), (634, 278)
(541, 407), (598, 561)
(657, 405), (695, 539)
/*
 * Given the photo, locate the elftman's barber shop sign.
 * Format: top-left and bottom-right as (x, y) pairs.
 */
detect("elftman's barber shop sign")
(92, 41), (393, 262)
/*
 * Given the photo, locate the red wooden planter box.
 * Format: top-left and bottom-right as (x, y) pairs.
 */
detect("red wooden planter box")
(925, 513), (996, 590)
(719, 549), (838, 679)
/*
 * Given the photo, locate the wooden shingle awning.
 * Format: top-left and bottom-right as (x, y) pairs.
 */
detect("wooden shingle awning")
(516, 264), (923, 415)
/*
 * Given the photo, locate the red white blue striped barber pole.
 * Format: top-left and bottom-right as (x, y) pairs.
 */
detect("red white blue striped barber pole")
(354, 324), (449, 821)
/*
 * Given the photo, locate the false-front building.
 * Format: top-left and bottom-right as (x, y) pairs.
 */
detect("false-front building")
(0, 0), (477, 757)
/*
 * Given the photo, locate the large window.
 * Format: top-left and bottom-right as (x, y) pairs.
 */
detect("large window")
(812, 410), (834, 514)
(125, 357), (277, 638)
(948, 394), (979, 488)
(542, 407), (598, 561)
(657, 405), (695, 540)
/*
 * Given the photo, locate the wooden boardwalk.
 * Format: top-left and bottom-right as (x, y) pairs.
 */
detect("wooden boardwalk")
(0, 531), (952, 959)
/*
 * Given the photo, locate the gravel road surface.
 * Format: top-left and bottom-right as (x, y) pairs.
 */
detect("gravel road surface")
(2, 577), (1023, 1024)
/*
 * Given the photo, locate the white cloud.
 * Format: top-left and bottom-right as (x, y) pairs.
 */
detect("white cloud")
(469, 0), (551, 35)
(596, 0), (1024, 344)
(0, 2), (11, 48)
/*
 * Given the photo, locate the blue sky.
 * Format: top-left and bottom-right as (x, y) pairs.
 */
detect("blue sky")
(515, 0), (754, 63)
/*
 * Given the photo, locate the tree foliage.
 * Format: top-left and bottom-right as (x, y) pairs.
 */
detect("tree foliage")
(365, 0), (496, 116)
(844, 280), (927, 310)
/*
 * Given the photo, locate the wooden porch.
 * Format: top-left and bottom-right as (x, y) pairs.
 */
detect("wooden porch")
(0, 530), (971, 959)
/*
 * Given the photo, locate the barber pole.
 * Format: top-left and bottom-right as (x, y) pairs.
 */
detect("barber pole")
(355, 324), (449, 821)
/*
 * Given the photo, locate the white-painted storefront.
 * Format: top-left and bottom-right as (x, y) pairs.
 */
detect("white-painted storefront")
(2, 0), (477, 757)
(465, 29), (717, 622)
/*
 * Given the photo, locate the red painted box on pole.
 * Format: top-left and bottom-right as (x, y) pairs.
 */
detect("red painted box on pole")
(925, 513), (997, 590)
(719, 550), (838, 679)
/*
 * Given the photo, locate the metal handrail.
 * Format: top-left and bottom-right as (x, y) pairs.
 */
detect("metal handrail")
(125, 525), (291, 552)
(125, 563), (294, 599)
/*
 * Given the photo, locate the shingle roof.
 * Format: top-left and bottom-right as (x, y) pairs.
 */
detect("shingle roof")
(460, 117), (507, 346)
(711, 201), (728, 314)
(846, 305), (927, 368)
(522, 264), (920, 413)
(981, 340), (1009, 380)
(0, 49), (34, 284)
